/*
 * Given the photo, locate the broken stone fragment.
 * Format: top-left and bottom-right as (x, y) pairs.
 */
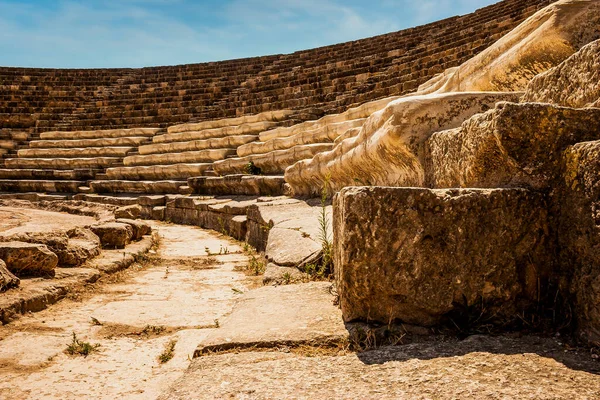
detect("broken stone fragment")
(0, 259), (19, 292)
(115, 204), (142, 220)
(90, 223), (133, 249)
(116, 219), (152, 241)
(0, 241), (58, 278)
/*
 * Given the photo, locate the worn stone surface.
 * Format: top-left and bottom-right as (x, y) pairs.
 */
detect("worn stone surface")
(194, 282), (346, 356)
(116, 219), (152, 241)
(523, 39), (600, 107)
(560, 140), (600, 346)
(427, 102), (600, 189)
(286, 92), (517, 197)
(163, 335), (600, 400)
(0, 259), (19, 292)
(0, 241), (58, 278)
(333, 187), (552, 326)
(91, 223), (133, 249)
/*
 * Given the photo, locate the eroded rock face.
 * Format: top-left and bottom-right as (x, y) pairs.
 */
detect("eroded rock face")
(91, 223), (133, 249)
(0, 259), (19, 292)
(0, 242), (58, 277)
(333, 187), (552, 326)
(560, 140), (600, 346)
(116, 219), (151, 241)
(427, 102), (600, 189)
(523, 39), (600, 107)
(286, 92), (517, 197)
(63, 228), (102, 267)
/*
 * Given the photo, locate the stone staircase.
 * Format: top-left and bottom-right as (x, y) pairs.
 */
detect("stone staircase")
(0, 128), (162, 194)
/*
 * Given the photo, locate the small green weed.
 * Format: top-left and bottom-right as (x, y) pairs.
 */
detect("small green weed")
(66, 332), (100, 357)
(158, 340), (177, 364)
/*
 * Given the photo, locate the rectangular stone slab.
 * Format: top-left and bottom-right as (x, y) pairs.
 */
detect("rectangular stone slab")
(333, 186), (552, 327)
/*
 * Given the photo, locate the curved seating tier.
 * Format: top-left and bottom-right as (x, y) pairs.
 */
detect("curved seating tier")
(0, 0), (551, 133)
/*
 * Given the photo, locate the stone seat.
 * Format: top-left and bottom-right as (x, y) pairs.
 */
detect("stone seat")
(39, 127), (162, 140)
(237, 119), (365, 157)
(0, 179), (85, 193)
(139, 135), (258, 155)
(154, 121), (278, 144)
(167, 109), (295, 134)
(123, 148), (237, 167)
(0, 168), (98, 180)
(213, 143), (335, 175)
(17, 147), (136, 159)
(188, 175), (286, 196)
(89, 180), (188, 194)
(4, 157), (122, 170)
(29, 136), (152, 149)
(105, 163), (212, 180)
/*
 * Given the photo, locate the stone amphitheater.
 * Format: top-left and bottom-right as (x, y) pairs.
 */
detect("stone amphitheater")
(1, 0), (600, 398)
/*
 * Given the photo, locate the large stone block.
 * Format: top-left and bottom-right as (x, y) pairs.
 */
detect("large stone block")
(427, 102), (600, 189)
(560, 140), (600, 346)
(0, 242), (58, 278)
(90, 223), (133, 249)
(333, 187), (552, 326)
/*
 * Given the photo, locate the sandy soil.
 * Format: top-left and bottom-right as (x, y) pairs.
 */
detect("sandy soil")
(0, 223), (257, 400)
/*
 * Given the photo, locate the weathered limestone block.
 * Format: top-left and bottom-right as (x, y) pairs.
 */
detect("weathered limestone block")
(116, 219), (151, 241)
(29, 136), (150, 149)
(523, 39), (600, 107)
(91, 223), (133, 249)
(139, 135), (257, 155)
(0, 242), (58, 277)
(123, 148), (236, 167)
(158, 121), (277, 144)
(560, 140), (600, 346)
(167, 110), (293, 134)
(0, 260), (19, 292)
(237, 119), (365, 157)
(151, 206), (166, 221)
(5, 157), (119, 170)
(259, 97), (398, 142)
(188, 175), (286, 196)
(90, 180), (185, 194)
(418, 0), (600, 94)
(427, 102), (600, 189)
(286, 92), (517, 197)
(333, 187), (552, 326)
(62, 228), (101, 267)
(39, 128), (160, 140)
(115, 204), (142, 220)
(17, 146), (135, 159)
(106, 163), (212, 180)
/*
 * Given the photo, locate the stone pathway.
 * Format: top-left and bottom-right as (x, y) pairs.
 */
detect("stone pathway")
(0, 222), (257, 400)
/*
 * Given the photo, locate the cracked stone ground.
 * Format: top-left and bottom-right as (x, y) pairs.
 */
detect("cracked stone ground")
(1, 222), (600, 399)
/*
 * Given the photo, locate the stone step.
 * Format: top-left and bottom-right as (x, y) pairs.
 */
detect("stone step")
(17, 146), (136, 159)
(106, 163), (212, 180)
(213, 143), (335, 175)
(188, 175), (286, 196)
(0, 168), (99, 180)
(39, 127), (162, 140)
(155, 121), (277, 144)
(237, 119), (365, 157)
(89, 180), (188, 194)
(139, 134), (258, 155)
(258, 96), (398, 142)
(334, 127), (362, 144)
(4, 157), (122, 170)
(167, 109), (295, 134)
(29, 136), (152, 149)
(0, 179), (85, 193)
(123, 148), (237, 166)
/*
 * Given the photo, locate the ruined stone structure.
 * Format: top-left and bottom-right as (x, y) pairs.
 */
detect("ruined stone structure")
(1, 0), (600, 383)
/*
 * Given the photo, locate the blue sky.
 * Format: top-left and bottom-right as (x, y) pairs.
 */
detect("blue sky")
(0, 0), (498, 68)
